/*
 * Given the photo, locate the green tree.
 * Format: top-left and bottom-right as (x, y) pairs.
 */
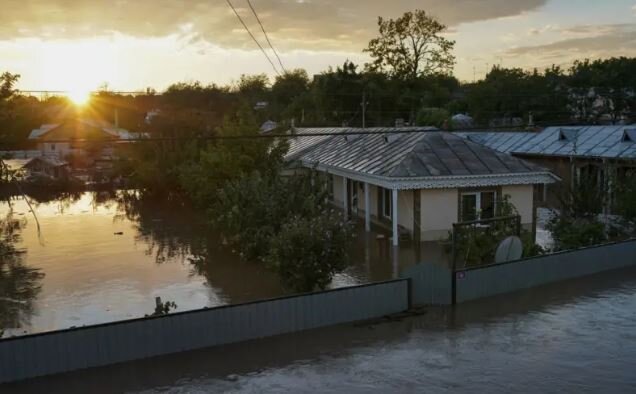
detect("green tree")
(547, 173), (608, 251)
(365, 10), (455, 79)
(213, 170), (352, 291)
(416, 107), (450, 128)
(177, 106), (287, 208)
(267, 214), (350, 292)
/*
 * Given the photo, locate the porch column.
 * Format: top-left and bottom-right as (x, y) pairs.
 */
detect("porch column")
(342, 177), (348, 218)
(543, 183), (548, 203)
(364, 182), (371, 232)
(392, 188), (399, 246)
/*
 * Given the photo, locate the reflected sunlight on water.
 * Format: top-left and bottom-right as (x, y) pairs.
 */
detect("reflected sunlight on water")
(0, 191), (435, 336)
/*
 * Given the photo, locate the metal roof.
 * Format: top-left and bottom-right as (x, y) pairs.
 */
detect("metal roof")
(285, 127), (436, 161)
(29, 119), (137, 141)
(299, 129), (548, 178)
(456, 125), (636, 160)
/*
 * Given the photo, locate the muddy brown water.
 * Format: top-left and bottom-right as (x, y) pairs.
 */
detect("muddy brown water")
(0, 191), (437, 337)
(5, 267), (636, 393)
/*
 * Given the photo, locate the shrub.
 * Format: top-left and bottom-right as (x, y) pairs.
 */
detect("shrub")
(267, 214), (351, 293)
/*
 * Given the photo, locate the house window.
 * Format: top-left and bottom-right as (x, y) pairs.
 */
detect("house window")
(460, 191), (496, 222)
(382, 188), (393, 219)
(50, 144), (56, 151)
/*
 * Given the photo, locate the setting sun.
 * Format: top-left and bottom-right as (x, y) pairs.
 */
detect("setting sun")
(35, 39), (119, 96)
(68, 88), (91, 105)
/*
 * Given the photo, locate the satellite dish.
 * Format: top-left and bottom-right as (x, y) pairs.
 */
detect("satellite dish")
(495, 236), (523, 263)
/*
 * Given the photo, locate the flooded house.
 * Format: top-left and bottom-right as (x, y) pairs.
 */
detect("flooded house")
(22, 156), (70, 179)
(29, 118), (140, 166)
(456, 126), (636, 212)
(3, 157), (70, 180)
(286, 127), (559, 245)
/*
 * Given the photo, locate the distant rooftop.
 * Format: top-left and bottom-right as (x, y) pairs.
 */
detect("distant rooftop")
(456, 125), (636, 160)
(29, 119), (143, 141)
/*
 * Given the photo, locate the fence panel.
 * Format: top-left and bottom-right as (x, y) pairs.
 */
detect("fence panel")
(456, 240), (636, 303)
(401, 262), (453, 305)
(0, 280), (409, 384)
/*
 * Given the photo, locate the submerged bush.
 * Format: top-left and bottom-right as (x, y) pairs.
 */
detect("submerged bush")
(267, 214), (351, 293)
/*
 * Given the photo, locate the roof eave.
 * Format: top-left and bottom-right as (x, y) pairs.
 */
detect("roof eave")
(303, 161), (559, 190)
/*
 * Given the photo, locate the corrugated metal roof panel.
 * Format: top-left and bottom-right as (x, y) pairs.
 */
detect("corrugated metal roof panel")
(455, 126), (636, 159)
(300, 130), (547, 178)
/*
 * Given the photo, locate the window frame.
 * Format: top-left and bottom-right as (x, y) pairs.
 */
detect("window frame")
(460, 190), (497, 222)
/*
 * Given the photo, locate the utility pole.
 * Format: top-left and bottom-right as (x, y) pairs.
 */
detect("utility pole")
(361, 90), (368, 129)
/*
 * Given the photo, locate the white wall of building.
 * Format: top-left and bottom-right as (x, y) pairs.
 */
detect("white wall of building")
(397, 190), (414, 232)
(329, 174), (536, 243)
(502, 185), (535, 226)
(420, 189), (459, 241)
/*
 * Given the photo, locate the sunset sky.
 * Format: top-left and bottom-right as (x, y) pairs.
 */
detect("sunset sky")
(2, 0), (635, 92)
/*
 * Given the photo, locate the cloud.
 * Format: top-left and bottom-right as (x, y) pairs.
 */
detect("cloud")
(0, 0), (548, 51)
(505, 24), (636, 61)
(527, 24), (558, 36)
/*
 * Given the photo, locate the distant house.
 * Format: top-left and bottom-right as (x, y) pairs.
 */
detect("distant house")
(22, 157), (70, 180)
(455, 126), (636, 212)
(286, 127), (559, 245)
(451, 114), (474, 129)
(260, 120), (278, 134)
(29, 118), (142, 167)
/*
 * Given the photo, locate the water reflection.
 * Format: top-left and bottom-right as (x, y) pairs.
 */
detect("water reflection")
(0, 191), (432, 335)
(0, 211), (44, 336)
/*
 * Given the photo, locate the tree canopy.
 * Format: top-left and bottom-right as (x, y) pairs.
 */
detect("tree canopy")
(365, 10), (456, 79)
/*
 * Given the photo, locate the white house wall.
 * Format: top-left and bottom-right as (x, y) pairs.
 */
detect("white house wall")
(397, 190), (414, 232)
(502, 185), (534, 226)
(420, 189), (459, 241)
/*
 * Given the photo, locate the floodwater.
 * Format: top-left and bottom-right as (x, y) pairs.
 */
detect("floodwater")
(0, 191), (437, 336)
(7, 267), (636, 393)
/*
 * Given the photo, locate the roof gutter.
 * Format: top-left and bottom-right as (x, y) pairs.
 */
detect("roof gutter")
(302, 161), (560, 191)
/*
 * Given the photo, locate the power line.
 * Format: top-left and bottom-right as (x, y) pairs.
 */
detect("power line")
(246, 0), (287, 74)
(225, 0), (281, 76)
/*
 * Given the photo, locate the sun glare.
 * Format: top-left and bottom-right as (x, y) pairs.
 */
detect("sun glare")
(38, 40), (119, 106)
(68, 89), (91, 106)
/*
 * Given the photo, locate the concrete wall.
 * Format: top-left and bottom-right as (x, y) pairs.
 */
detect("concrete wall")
(420, 188), (458, 241)
(0, 280), (409, 384)
(456, 239), (636, 303)
(502, 184), (534, 225)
